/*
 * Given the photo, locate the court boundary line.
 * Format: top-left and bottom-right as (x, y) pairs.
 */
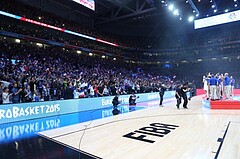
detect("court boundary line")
(39, 111), (240, 139)
(37, 133), (102, 159)
(214, 121), (240, 159)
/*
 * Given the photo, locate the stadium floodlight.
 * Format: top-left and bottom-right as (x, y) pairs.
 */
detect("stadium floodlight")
(173, 9), (179, 15)
(188, 16), (194, 22)
(168, 4), (174, 11)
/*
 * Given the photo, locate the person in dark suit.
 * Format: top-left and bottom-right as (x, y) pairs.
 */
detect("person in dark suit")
(175, 84), (182, 109)
(181, 83), (189, 109)
(112, 94), (121, 115)
(159, 83), (166, 107)
(112, 94), (120, 108)
(129, 92), (139, 106)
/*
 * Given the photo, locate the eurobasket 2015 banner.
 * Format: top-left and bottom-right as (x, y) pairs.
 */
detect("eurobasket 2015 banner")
(0, 91), (175, 124)
(72, 0), (95, 11)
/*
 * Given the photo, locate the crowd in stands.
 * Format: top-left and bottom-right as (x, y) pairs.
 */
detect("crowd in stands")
(0, 0), (239, 105)
(0, 0), (128, 47)
(0, 16), (124, 56)
(0, 41), (182, 104)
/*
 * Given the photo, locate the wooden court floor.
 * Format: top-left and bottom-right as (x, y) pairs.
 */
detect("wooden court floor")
(38, 96), (240, 159)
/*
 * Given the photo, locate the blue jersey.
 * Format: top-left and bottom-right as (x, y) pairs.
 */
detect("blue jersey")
(218, 78), (222, 86)
(209, 77), (217, 86)
(231, 79), (235, 86)
(224, 76), (231, 86)
(206, 78), (210, 85)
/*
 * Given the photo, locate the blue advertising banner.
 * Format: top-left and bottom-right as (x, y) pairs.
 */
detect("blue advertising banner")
(0, 105), (145, 143)
(0, 91), (175, 124)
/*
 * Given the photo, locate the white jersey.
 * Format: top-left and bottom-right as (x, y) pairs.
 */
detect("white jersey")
(203, 78), (208, 91)
(2, 92), (10, 104)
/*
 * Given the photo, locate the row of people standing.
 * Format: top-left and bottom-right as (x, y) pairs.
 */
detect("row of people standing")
(203, 73), (235, 100)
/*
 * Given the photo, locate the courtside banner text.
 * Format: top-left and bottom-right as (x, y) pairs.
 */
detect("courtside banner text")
(0, 91), (175, 124)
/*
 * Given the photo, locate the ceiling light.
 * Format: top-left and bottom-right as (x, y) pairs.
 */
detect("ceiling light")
(214, 9), (217, 13)
(168, 4), (174, 11)
(225, 9), (229, 12)
(235, 4), (238, 7)
(196, 14), (199, 17)
(211, 5), (215, 8)
(173, 9), (179, 15)
(188, 16), (194, 22)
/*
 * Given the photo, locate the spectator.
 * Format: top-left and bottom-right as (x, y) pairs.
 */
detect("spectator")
(2, 87), (12, 104)
(11, 83), (22, 103)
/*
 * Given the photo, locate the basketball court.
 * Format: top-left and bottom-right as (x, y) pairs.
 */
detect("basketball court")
(37, 96), (240, 159)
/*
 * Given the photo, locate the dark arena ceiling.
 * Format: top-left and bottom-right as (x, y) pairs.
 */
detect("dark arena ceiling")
(95, 0), (239, 25)
(18, 0), (239, 37)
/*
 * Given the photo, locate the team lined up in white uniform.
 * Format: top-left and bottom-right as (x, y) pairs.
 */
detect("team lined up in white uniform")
(203, 73), (235, 100)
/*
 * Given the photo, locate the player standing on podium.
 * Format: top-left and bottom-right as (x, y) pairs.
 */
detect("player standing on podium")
(230, 76), (235, 97)
(209, 74), (218, 100)
(224, 73), (231, 100)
